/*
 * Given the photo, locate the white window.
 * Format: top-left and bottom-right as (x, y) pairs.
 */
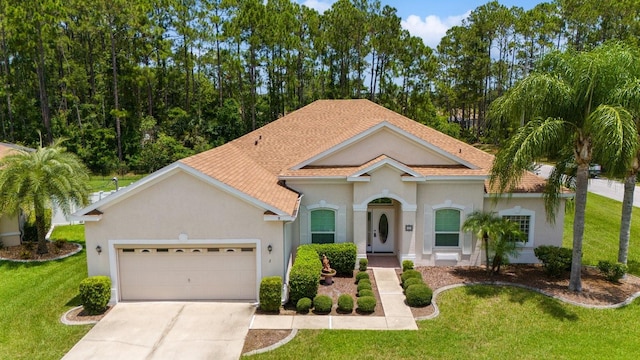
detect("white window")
(499, 207), (534, 246)
(434, 209), (461, 247)
(310, 209), (335, 244)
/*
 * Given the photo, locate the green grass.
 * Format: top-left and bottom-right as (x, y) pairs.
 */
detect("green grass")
(0, 225), (90, 359)
(563, 193), (640, 275)
(88, 174), (145, 192)
(250, 287), (640, 359)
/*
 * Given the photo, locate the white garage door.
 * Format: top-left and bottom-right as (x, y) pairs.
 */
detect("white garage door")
(118, 246), (257, 301)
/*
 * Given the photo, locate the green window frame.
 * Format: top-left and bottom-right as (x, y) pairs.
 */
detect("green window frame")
(435, 209), (460, 247)
(310, 209), (335, 244)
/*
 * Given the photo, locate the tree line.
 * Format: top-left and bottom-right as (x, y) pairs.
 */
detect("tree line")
(1, 0), (639, 174)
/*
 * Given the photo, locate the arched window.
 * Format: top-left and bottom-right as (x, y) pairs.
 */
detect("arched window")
(310, 209), (335, 244)
(435, 209), (461, 247)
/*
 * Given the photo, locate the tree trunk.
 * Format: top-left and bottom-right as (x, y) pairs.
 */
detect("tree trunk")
(35, 206), (48, 255)
(484, 235), (490, 273)
(0, 23), (14, 141)
(618, 172), (636, 264)
(109, 20), (122, 162)
(569, 162), (589, 292)
(36, 22), (53, 145)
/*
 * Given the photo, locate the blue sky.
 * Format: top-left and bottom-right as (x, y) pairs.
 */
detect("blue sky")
(298, 0), (545, 48)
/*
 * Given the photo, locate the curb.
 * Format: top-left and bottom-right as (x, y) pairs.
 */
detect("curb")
(0, 243), (83, 263)
(242, 328), (298, 357)
(60, 306), (100, 326)
(415, 280), (640, 321)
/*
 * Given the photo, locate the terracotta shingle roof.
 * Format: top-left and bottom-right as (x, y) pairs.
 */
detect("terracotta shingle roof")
(180, 99), (549, 216)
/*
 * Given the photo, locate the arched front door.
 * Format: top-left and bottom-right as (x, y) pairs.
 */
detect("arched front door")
(369, 208), (394, 253)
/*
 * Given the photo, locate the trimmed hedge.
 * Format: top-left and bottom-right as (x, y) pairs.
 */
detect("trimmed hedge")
(289, 246), (322, 304)
(355, 271), (370, 284)
(402, 277), (424, 291)
(401, 270), (423, 284)
(534, 245), (572, 278)
(307, 243), (357, 276)
(358, 289), (374, 297)
(79, 276), (111, 315)
(296, 297), (312, 314)
(313, 295), (333, 313)
(359, 258), (368, 272)
(402, 260), (414, 272)
(259, 276), (282, 312)
(598, 260), (628, 282)
(337, 294), (354, 313)
(357, 296), (376, 313)
(406, 284), (433, 307)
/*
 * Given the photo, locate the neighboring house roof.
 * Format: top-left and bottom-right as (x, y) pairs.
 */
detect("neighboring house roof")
(75, 99), (552, 220)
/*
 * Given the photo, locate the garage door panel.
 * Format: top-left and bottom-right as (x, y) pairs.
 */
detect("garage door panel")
(118, 247), (257, 301)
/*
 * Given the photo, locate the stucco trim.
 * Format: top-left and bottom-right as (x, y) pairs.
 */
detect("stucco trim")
(485, 193), (573, 198)
(354, 190), (417, 212)
(291, 122), (478, 170)
(348, 156), (424, 179)
(107, 238), (262, 303)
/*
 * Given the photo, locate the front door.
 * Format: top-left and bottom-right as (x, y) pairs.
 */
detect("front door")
(369, 208), (394, 253)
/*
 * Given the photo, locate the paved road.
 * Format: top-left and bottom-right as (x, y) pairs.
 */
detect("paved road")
(538, 164), (640, 208)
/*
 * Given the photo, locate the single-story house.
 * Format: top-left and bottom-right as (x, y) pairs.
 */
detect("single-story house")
(0, 143), (29, 247)
(73, 99), (568, 303)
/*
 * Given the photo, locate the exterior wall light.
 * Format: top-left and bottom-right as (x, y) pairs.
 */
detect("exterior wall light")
(96, 245), (102, 255)
(267, 244), (273, 253)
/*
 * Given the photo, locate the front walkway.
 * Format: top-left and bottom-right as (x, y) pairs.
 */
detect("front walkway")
(249, 267), (417, 331)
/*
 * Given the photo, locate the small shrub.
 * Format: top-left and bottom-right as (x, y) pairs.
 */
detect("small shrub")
(296, 297), (312, 314)
(313, 295), (333, 314)
(357, 296), (376, 313)
(79, 276), (111, 315)
(401, 269), (422, 284)
(259, 276), (282, 312)
(22, 242), (35, 251)
(534, 246), (572, 278)
(405, 284), (433, 307)
(357, 281), (372, 293)
(358, 289), (374, 297)
(359, 258), (368, 272)
(597, 260), (628, 282)
(402, 277), (424, 291)
(53, 239), (66, 249)
(402, 260), (414, 272)
(19, 249), (32, 260)
(337, 294), (354, 313)
(355, 272), (370, 284)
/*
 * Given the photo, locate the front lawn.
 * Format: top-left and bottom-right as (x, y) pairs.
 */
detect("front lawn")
(563, 193), (640, 275)
(0, 225), (89, 360)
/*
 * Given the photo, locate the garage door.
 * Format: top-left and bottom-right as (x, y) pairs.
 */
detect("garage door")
(118, 246), (257, 301)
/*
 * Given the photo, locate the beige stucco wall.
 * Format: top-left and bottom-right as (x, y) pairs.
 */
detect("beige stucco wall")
(0, 215), (21, 246)
(311, 128), (458, 166)
(84, 170), (285, 300)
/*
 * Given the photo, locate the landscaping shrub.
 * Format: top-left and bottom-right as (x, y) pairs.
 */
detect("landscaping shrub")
(405, 284), (433, 307)
(357, 281), (372, 292)
(402, 277), (424, 291)
(296, 297), (312, 314)
(288, 246), (322, 304)
(79, 276), (111, 315)
(401, 269), (423, 284)
(534, 245), (572, 278)
(597, 260), (628, 282)
(53, 239), (66, 249)
(337, 294), (354, 313)
(308, 243), (357, 276)
(358, 289), (374, 297)
(313, 295), (333, 313)
(19, 249), (32, 260)
(402, 260), (414, 272)
(355, 271), (370, 284)
(357, 296), (376, 313)
(259, 276), (282, 312)
(359, 258), (368, 272)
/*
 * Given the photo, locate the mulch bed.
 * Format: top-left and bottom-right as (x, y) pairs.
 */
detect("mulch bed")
(64, 306), (113, 324)
(0, 241), (80, 261)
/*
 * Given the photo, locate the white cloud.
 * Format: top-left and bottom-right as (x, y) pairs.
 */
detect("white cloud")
(401, 11), (471, 49)
(301, 0), (334, 13)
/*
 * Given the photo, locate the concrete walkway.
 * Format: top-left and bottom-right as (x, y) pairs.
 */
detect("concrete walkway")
(250, 267), (417, 331)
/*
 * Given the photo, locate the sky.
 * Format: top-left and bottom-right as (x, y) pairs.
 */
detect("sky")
(298, 0), (545, 48)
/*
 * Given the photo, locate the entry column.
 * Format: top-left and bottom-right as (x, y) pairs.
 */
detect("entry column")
(399, 205), (417, 263)
(353, 207), (367, 262)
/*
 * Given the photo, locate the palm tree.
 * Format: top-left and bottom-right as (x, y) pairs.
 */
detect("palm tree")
(487, 218), (524, 274)
(489, 43), (639, 291)
(0, 141), (90, 254)
(462, 210), (499, 273)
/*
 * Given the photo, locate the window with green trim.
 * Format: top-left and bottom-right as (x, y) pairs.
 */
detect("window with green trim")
(311, 209), (335, 244)
(435, 209), (460, 247)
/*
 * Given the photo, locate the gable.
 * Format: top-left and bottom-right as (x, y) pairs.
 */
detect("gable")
(301, 125), (463, 168)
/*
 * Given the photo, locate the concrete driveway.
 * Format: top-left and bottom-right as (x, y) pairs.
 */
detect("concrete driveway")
(63, 302), (255, 360)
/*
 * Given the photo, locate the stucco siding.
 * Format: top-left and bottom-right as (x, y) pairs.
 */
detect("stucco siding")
(85, 170), (285, 292)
